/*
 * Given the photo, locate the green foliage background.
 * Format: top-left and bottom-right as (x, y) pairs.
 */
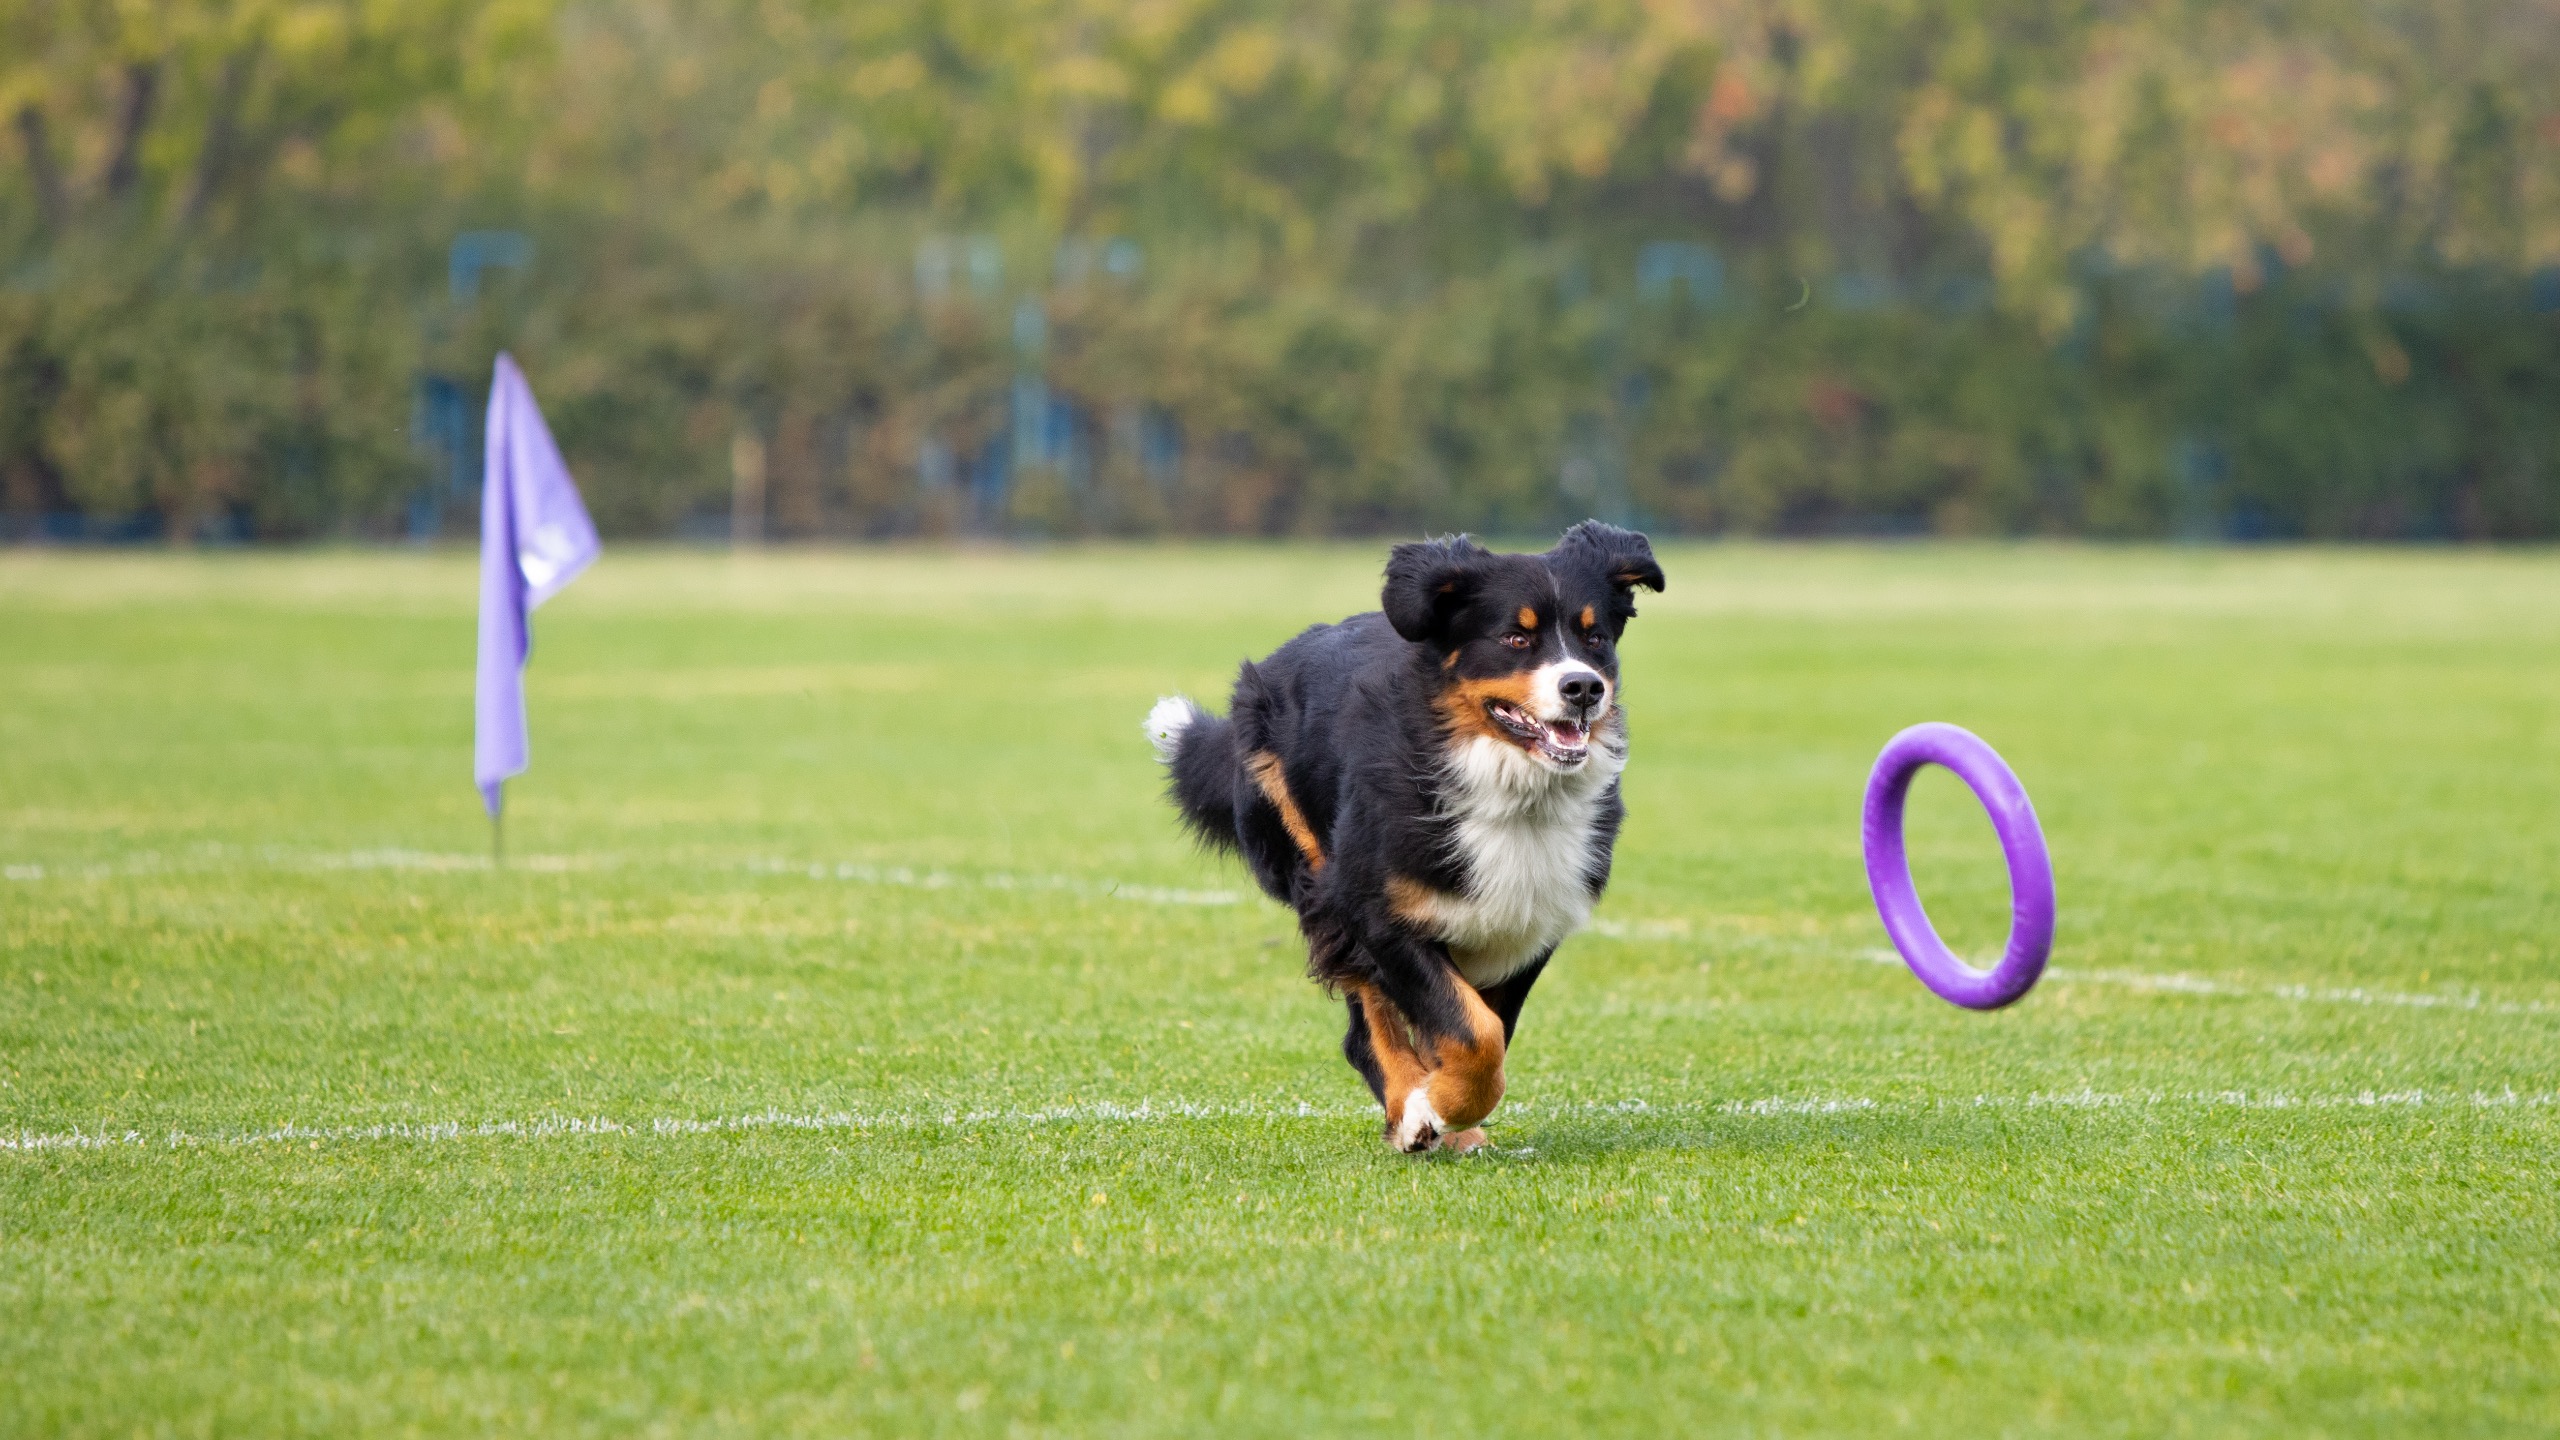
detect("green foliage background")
(5, 0), (2559, 540)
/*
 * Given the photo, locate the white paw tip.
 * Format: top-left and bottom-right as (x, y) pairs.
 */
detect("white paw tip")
(1394, 1090), (1447, 1152)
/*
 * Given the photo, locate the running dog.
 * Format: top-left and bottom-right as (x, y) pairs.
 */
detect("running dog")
(1146, 522), (1665, 1153)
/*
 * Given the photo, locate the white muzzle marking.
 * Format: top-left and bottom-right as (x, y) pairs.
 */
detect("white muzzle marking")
(1484, 661), (1609, 769)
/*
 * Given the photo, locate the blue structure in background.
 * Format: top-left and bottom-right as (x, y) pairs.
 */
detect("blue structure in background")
(1012, 297), (1049, 472)
(1051, 237), (1144, 285)
(909, 243), (1159, 532)
(1827, 273), (1897, 310)
(913, 239), (951, 298)
(918, 235), (1007, 300)
(448, 231), (533, 304)
(1636, 242), (1722, 306)
(1137, 407), (1181, 490)
(2171, 434), (2231, 541)
(409, 373), (481, 540)
(967, 434), (1011, 523)
(917, 436), (956, 493)
(409, 231), (534, 539)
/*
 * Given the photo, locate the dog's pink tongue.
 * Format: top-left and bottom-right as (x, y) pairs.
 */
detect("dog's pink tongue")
(1548, 720), (1587, 745)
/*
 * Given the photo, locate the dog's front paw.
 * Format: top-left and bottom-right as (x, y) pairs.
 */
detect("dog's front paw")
(1388, 1090), (1446, 1154)
(1439, 1127), (1491, 1154)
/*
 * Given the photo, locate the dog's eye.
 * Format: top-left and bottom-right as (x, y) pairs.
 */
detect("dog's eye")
(1499, 632), (1531, 650)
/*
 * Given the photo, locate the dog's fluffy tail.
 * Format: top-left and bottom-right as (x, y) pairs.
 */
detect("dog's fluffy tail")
(1146, 695), (1241, 853)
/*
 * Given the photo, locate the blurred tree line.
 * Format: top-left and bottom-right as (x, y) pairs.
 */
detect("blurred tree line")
(4, 0), (2558, 541)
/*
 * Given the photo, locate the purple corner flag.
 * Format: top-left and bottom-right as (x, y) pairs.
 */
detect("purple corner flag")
(474, 353), (600, 819)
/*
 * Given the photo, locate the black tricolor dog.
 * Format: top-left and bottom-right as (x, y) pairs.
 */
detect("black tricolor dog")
(1147, 522), (1665, 1153)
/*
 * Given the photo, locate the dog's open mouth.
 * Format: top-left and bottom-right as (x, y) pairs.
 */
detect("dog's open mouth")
(1486, 700), (1590, 765)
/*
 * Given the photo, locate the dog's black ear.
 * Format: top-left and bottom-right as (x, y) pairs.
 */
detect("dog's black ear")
(1553, 520), (1665, 600)
(1383, 535), (1493, 644)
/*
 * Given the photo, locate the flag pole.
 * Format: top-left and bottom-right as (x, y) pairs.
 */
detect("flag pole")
(491, 787), (504, 865)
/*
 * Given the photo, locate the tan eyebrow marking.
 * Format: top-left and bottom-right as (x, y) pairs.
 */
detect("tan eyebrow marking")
(1579, 604), (1596, 629)
(1517, 606), (1538, 629)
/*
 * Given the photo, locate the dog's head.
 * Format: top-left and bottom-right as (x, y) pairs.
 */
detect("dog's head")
(1383, 521), (1666, 772)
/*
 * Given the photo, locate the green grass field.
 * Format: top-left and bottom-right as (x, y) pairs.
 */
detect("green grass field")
(4, 544), (2558, 1437)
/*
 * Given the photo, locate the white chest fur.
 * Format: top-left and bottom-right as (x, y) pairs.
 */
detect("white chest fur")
(1409, 729), (1624, 986)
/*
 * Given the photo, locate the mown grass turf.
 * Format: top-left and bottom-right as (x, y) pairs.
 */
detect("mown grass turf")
(3, 544), (2557, 1437)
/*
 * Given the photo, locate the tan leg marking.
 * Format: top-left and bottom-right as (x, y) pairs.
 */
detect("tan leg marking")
(1423, 979), (1508, 1131)
(1244, 749), (1325, 873)
(1440, 1127), (1492, 1154)
(1352, 984), (1431, 1126)
(1384, 874), (1454, 930)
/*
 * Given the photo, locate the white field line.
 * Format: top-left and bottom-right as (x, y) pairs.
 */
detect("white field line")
(0, 1102), (1342, 1154)
(1854, 947), (2560, 1018)
(1584, 1088), (2560, 1117)
(743, 858), (1243, 907)
(1, 849), (602, 880)
(1588, 919), (2558, 1019)
(8, 854), (2544, 1010)
(2, 850), (1244, 908)
(8, 1089), (2554, 1156)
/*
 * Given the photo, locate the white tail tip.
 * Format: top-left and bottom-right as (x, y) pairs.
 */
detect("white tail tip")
(1144, 696), (1198, 763)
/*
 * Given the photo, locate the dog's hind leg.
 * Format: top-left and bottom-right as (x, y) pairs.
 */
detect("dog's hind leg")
(1340, 994), (1387, 1104)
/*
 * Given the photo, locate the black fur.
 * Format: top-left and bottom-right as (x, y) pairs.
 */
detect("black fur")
(1158, 521), (1664, 1139)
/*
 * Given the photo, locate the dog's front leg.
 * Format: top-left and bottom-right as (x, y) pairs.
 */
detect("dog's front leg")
(1346, 983), (1434, 1147)
(1361, 932), (1507, 1154)
(1410, 980), (1505, 1153)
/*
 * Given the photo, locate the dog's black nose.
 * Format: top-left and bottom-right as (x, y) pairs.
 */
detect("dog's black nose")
(1558, 671), (1606, 711)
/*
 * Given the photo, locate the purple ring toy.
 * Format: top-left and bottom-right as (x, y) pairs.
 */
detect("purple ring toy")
(1861, 722), (2054, 1010)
